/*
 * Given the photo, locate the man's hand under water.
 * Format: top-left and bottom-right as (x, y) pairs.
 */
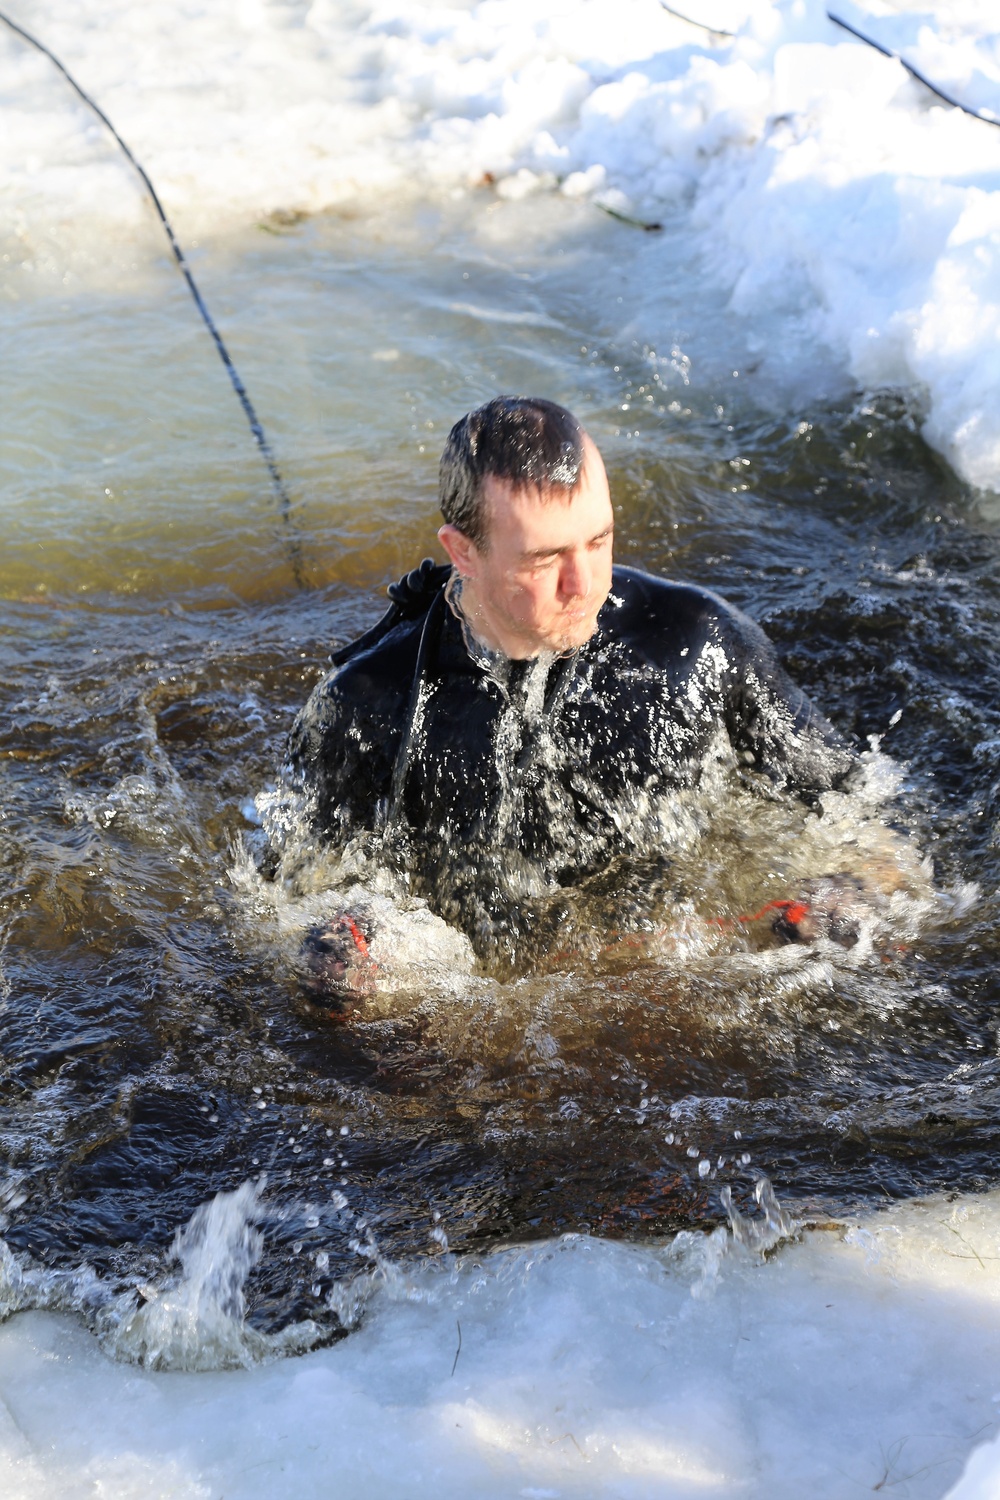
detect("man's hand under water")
(300, 913), (378, 1018)
(769, 873), (884, 948)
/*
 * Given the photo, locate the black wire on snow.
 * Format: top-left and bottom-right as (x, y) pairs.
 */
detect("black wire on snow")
(660, 2), (735, 38)
(828, 11), (1000, 128)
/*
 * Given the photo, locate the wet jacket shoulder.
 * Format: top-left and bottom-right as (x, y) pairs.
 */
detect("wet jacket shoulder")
(604, 566), (854, 796)
(284, 559), (452, 833)
(285, 609), (423, 835)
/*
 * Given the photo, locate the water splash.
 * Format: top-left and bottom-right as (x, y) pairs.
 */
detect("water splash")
(720, 1178), (798, 1255)
(113, 1180), (272, 1370)
(0, 1237), (25, 1320)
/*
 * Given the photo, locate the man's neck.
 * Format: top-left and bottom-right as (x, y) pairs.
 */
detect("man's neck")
(448, 575), (536, 661)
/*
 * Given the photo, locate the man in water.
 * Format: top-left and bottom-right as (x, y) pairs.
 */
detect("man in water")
(282, 396), (869, 979)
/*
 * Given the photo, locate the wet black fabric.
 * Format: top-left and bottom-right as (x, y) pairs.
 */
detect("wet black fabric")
(284, 567), (854, 944)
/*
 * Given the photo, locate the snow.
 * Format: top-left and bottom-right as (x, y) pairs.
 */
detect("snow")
(3, 0), (1000, 491)
(3, 1185), (1000, 1497)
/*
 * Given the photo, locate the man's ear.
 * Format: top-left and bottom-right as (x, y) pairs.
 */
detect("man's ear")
(437, 524), (482, 579)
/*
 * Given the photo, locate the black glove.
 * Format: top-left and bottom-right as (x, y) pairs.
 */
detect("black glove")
(771, 874), (878, 949)
(300, 912), (377, 1013)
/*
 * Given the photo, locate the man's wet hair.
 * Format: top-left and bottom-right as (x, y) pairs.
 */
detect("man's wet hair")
(439, 396), (585, 548)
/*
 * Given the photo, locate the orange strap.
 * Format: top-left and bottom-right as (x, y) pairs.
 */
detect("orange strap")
(740, 898), (811, 926)
(707, 897), (811, 932)
(325, 916), (377, 1020)
(343, 915), (371, 959)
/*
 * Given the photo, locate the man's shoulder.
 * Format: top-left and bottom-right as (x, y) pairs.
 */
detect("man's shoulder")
(600, 566), (779, 677)
(322, 560), (452, 700)
(315, 612), (425, 712)
(604, 566), (745, 651)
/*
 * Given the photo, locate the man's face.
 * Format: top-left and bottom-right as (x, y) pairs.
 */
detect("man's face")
(441, 436), (615, 659)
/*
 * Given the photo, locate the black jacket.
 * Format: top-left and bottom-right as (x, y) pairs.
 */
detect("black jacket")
(283, 565), (853, 958)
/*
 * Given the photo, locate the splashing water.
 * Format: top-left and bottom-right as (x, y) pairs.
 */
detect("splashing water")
(1, 169), (999, 1365)
(720, 1178), (798, 1255)
(113, 1182), (270, 1371)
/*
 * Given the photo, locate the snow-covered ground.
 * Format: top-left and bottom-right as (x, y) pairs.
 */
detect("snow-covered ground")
(2, 1184), (1000, 1497)
(3, 0), (1000, 491)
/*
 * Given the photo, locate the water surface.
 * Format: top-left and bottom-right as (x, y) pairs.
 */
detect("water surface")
(2, 195), (999, 1343)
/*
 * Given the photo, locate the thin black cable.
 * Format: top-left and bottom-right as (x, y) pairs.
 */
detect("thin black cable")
(595, 202), (663, 233)
(660, 2), (735, 38)
(0, 6), (307, 586)
(828, 11), (1000, 128)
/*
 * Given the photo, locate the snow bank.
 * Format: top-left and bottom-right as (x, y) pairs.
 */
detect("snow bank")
(3, 0), (1000, 491)
(4, 1187), (1000, 1497)
(948, 1433), (1000, 1500)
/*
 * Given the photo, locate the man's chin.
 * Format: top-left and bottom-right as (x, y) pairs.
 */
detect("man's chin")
(545, 614), (600, 652)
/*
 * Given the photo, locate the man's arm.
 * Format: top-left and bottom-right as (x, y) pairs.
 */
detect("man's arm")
(283, 658), (402, 842)
(713, 600), (856, 801)
(710, 598), (930, 930)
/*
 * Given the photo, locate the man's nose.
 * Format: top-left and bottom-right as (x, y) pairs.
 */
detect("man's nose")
(559, 550), (590, 600)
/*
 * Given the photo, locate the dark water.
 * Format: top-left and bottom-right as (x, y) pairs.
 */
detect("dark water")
(2, 200), (1000, 1343)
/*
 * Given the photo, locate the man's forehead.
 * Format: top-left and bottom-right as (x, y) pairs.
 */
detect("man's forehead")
(480, 470), (579, 511)
(481, 470), (613, 553)
(484, 437), (607, 506)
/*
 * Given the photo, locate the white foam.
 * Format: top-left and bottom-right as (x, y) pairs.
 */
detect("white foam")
(3, 0), (1000, 491)
(4, 1186), (1000, 1496)
(230, 806), (479, 1000)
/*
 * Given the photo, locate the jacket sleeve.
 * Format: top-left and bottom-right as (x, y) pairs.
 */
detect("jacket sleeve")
(714, 601), (856, 799)
(283, 663), (401, 841)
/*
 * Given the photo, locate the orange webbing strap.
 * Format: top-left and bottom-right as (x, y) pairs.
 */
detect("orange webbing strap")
(343, 916), (371, 959)
(325, 916), (377, 1021)
(536, 898), (817, 970)
(707, 898), (811, 932)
